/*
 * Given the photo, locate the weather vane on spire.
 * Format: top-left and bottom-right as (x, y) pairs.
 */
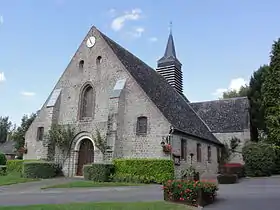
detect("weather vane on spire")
(169, 21), (173, 34)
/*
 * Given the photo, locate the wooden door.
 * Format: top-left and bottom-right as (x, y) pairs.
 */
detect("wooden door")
(76, 139), (94, 176)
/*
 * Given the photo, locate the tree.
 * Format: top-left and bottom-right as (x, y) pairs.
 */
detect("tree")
(248, 65), (269, 141)
(11, 113), (36, 151)
(262, 38), (280, 145)
(222, 85), (249, 99)
(0, 116), (12, 143)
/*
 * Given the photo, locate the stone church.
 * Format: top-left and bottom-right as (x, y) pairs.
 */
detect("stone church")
(24, 26), (250, 177)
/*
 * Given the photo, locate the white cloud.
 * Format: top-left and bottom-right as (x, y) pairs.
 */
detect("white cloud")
(129, 27), (145, 38)
(212, 77), (248, 97)
(0, 72), (5, 82)
(148, 37), (158, 42)
(0, 16), (3, 25)
(21, 91), (36, 97)
(111, 8), (142, 31)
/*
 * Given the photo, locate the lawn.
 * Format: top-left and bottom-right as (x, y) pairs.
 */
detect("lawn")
(0, 201), (193, 210)
(0, 173), (39, 186)
(41, 180), (145, 189)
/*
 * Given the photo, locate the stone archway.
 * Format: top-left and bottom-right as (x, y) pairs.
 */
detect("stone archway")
(75, 137), (95, 176)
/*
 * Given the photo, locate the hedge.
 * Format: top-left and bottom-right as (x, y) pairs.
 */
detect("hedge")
(84, 163), (114, 182)
(272, 146), (280, 175)
(0, 153), (7, 165)
(0, 165), (7, 176)
(113, 158), (174, 184)
(7, 159), (41, 173)
(22, 161), (61, 179)
(242, 142), (276, 177)
(217, 174), (238, 184)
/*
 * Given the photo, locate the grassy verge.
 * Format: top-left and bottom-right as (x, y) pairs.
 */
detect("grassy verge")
(41, 181), (146, 189)
(0, 201), (192, 210)
(0, 172), (39, 186)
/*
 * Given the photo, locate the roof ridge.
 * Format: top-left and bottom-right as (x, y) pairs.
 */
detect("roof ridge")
(98, 29), (220, 145)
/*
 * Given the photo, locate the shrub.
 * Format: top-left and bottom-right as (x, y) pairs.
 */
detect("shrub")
(163, 180), (218, 207)
(113, 158), (174, 184)
(0, 165), (7, 176)
(272, 146), (280, 175)
(83, 163), (114, 182)
(7, 160), (24, 173)
(217, 174), (238, 184)
(22, 161), (61, 179)
(220, 163), (245, 178)
(111, 173), (156, 184)
(242, 142), (276, 177)
(0, 153), (7, 165)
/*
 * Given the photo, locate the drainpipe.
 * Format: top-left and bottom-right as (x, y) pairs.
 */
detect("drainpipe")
(169, 126), (174, 160)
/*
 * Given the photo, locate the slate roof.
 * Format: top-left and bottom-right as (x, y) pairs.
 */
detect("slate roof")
(99, 30), (221, 145)
(0, 141), (16, 155)
(190, 97), (250, 133)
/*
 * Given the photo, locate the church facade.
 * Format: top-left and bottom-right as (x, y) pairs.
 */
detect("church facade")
(23, 26), (250, 177)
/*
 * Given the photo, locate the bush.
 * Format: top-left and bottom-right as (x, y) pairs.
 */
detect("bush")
(111, 173), (156, 184)
(83, 163), (114, 182)
(163, 180), (218, 207)
(22, 161), (61, 179)
(0, 165), (7, 176)
(272, 146), (280, 174)
(0, 153), (7, 165)
(113, 158), (174, 184)
(217, 174), (238, 184)
(7, 160), (24, 173)
(220, 163), (245, 178)
(242, 142), (276, 177)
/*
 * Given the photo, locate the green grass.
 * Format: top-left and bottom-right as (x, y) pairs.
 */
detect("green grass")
(0, 172), (39, 186)
(0, 201), (193, 210)
(41, 181), (146, 189)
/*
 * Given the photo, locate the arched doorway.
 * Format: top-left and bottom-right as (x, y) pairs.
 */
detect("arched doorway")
(76, 138), (94, 176)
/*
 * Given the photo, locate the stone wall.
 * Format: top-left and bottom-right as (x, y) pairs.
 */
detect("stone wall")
(171, 133), (219, 179)
(213, 129), (250, 163)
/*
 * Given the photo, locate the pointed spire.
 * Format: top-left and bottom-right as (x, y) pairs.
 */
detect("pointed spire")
(157, 22), (180, 64)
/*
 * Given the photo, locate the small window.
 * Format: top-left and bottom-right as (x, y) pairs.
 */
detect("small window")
(197, 143), (202, 162)
(96, 56), (102, 65)
(136, 116), (147, 135)
(207, 146), (212, 163)
(181, 139), (187, 161)
(37, 127), (44, 141)
(217, 147), (221, 163)
(79, 60), (84, 70)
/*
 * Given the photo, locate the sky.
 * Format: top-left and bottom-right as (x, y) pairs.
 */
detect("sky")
(0, 0), (279, 125)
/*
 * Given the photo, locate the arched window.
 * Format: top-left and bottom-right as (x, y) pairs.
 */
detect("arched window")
(207, 145), (211, 163)
(80, 85), (94, 119)
(96, 56), (102, 65)
(79, 60), (84, 70)
(136, 116), (147, 135)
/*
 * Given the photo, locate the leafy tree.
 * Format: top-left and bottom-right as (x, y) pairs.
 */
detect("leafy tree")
(0, 116), (12, 143)
(222, 85), (249, 99)
(11, 113), (36, 151)
(248, 65), (269, 141)
(262, 38), (280, 145)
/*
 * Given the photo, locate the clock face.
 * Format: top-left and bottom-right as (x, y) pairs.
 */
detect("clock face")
(86, 36), (96, 48)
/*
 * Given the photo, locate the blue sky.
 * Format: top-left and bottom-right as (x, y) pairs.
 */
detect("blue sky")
(0, 0), (279, 125)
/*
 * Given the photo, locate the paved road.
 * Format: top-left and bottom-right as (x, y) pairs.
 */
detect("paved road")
(0, 177), (280, 209)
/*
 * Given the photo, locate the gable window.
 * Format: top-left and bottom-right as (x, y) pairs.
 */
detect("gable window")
(37, 127), (44, 141)
(79, 60), (84, 70)
(136, 116), (147, 135)
(207, 146), (212, 163)
(197, 143), (202, 162)
(80, 84), (94, 119)
(181, 139), (187, 161)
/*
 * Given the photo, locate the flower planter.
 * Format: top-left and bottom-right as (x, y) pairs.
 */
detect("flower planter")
(162, 179), (218, 207)
(162, 144), (172, 153)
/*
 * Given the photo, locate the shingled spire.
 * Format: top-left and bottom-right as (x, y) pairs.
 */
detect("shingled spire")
(156, 23), (183, 95)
